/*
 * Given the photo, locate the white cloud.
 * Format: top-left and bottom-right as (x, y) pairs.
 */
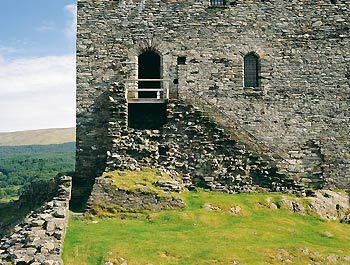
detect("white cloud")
(0, 55), (76, 132)
(36, 24), (56, 32)
(0, 46), (23, 55)
(65, 4), (77, 38)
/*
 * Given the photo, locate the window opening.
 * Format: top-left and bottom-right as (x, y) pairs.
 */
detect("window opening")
(177, 56), (186, 65)
(210, 0), (226, 6)
(244, 53), (259, 87)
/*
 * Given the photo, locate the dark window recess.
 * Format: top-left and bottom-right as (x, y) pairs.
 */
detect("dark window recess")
(210, 0), (226, 6)
(177, 56), (186, 65)
(138, 50), (161, 98)
(173, 79), (179, 84)
(330, 0), (336, 4)
(244, 53), (259, 88)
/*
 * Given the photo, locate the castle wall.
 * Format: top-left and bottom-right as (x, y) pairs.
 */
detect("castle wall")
(0, 175), (72, 264)
(76, 0), (350, 187)
(106, 85), (304, 193)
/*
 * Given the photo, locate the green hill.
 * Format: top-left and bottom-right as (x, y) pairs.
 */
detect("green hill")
(0, 127), (75, 146)
(0, 142), (75, 202)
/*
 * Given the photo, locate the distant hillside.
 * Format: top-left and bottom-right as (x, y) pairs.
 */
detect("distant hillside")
(0, 128), (75, 146)
(0, 142), (75, 202)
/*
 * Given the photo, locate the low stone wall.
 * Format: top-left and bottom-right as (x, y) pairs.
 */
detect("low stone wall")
(0, 175), (72, 265)
(0, 176), (63, 238)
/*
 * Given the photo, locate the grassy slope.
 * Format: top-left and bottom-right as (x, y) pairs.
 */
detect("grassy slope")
(0, 127), (75, 146)
(63, 191), (350, 265)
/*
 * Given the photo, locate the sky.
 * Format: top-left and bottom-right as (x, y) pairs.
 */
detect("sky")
(0, 0), (77, 132)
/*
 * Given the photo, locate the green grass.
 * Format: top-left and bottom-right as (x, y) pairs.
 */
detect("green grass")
(104, 168), (175, 196)
(63, 191), (350, 265)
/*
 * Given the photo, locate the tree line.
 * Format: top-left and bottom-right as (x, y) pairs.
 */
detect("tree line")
(0, 143), (75, 201)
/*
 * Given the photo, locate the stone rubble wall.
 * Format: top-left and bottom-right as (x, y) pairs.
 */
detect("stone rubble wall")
(76, 0), (350, 190)
(0, 175), (72, 265)
(0, 177), (63, 237)
(106, 85), (305, 194)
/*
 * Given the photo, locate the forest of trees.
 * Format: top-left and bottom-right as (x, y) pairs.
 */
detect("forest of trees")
(0, 143), (75, 201)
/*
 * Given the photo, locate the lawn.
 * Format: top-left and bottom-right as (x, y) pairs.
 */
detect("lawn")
(63, 191), (350, 265)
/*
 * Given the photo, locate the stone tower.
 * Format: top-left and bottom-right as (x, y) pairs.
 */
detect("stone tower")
(75, 0), (350, 202)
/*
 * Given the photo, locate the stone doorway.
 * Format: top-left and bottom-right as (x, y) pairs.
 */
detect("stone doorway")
(138, 50), (161, 98)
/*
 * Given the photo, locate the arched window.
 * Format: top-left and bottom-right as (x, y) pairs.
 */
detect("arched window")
(244, 53), (259, 88)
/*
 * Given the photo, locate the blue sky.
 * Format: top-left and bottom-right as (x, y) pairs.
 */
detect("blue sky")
(0, 0), (76, 59)
(0, 0), (77, 132)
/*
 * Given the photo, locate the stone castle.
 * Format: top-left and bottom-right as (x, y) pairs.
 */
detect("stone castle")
(1, 1), (349, 263)
(75, 0), (350, 202)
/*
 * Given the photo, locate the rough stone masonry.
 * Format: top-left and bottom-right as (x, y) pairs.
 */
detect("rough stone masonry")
(75, 0), (350, 199)
(0, 175), (72, 265)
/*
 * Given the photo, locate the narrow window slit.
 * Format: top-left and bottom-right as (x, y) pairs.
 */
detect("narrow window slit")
(244, 53), (260, 88)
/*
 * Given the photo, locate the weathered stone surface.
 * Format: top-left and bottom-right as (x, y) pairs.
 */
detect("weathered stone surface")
(229, 206), (242, 216)
(42, 242), (55, 253)
(341, 213), (350, 224)
(281, 198), (305, 213)
(32, 219), (45, 227)
(76, 0), (350, 198)
(52, 209), (65, 219)
(0, 175), (71, 265)
(273, 248), (350, 264)
(105, 96), (304, 195)
(268, 190), (350, 222)
(307, 190), (350, 221)
(88, 174), (185, 213)
(204, 203), (222, 212)
(46, 221), (56, 234)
